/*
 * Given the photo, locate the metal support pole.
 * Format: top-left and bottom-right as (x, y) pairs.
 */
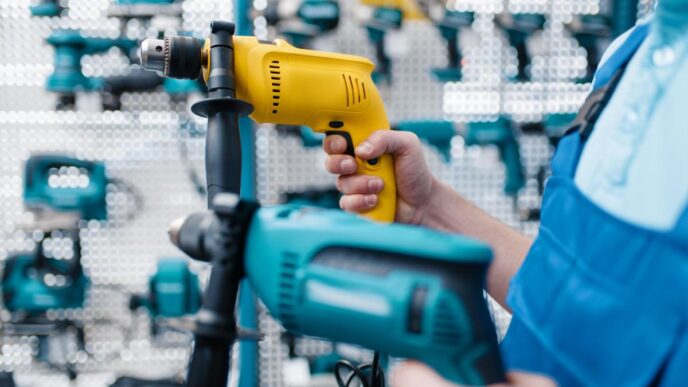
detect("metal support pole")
(235, 0), (259, 386)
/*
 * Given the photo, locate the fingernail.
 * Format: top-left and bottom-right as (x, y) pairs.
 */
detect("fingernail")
(339, 196), (346, 209)
(364, 194), (377, 207)
(341, 158), (355, 172)
(368, 178), (382, 192)
(334, 138), (346, 152)
(356, 142), (373, 155)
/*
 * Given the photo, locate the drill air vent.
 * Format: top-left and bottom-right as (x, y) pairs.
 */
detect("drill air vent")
(431, 295), (463, 346)
(269, 60), (281, 114)
(342, 74), (368, 107)
(277, 251), (299, 330)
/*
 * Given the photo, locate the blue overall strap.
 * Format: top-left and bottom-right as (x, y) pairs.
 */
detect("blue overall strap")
(592, 22), (651, 90)
(551, 22), (651, 178)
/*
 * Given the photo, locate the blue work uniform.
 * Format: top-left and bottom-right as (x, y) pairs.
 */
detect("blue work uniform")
(500, 5), (688, 386)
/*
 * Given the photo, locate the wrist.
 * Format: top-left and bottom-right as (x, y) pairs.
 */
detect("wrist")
(415, 178), (466, 230)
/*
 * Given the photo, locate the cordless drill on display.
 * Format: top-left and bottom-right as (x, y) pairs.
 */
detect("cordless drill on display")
(263, 0), (340, 49)
(432, 10), (474, 82)
(44, 30), (138, 110)
(139, 20), (505, 387)
(495, 13), (545, 82)
(1, 155), (109, 379)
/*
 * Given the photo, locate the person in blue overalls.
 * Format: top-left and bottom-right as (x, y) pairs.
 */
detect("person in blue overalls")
(324, 1), (688, 385)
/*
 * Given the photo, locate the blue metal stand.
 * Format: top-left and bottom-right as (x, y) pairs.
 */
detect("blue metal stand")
(235, 0), (259, 385)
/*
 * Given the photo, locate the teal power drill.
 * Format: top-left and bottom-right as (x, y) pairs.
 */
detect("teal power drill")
(365, 7), (404, 84)
(432, 10), (474, 82)
(495, 13), (545, 81)
(169, 194), (506, 386)
(3, 154), (108, 313)
(395, 118), (525, 196)
(465, 117), (525, 196)
(263, 0), (340, 49)
(129, 258), (201, 335)
(45, 30), (137, 109)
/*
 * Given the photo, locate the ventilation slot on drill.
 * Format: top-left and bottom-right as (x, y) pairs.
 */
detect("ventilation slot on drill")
(278, 251), (299, 330)
(270, 60), (281, 114)
(431, 296), (462, 346)
(342, 74), (368, 107)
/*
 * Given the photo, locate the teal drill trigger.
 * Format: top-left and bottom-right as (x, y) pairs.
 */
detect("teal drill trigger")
(465, 117), (525, 196)
(432, 11), (474, 82)
(394, 120), (456, 162)
(24, 154), (108, 220)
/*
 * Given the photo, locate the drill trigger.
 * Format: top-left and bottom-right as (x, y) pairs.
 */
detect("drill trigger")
(325, 130), (355, 158)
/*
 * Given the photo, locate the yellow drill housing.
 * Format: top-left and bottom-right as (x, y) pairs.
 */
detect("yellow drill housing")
(201, 37), (396, 222)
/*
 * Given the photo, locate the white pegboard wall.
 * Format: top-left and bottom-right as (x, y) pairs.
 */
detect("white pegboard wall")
(0, 0), (657, 386)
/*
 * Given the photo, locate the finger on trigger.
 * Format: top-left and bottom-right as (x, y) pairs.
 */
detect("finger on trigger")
(325, 154), (357, 175)
(324, 134), (347, 154)
(337, 175), (384, 195)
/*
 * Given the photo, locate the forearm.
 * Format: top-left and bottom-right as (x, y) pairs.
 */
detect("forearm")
(419, 179), (533, 310)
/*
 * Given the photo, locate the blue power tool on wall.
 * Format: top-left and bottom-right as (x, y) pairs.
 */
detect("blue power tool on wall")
(495, 13), (546, 81)
(263, 0), (340, 49)
(129, 258), (201, 335)
(45, 30), (138, 110)
(431, 10), (474, 82)
(1, 154), (111, 378)
(24, 154), (108, 220)
(4, 154), (107, 314)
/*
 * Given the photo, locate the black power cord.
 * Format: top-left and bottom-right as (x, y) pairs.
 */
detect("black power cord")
(334, 351), (385, 387)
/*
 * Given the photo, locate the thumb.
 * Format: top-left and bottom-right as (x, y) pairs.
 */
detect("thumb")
(355, 130), (421, 161)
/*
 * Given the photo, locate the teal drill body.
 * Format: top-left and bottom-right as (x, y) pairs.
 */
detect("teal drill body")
(243, 205), (504, 385)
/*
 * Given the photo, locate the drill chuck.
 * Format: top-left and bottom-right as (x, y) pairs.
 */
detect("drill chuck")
(140, 36), (202, 79)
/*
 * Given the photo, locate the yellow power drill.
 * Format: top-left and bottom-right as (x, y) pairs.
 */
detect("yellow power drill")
(140, 23), (396, 222)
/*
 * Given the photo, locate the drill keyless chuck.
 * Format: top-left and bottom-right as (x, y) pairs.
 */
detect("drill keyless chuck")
(140, 39), (166, 73)
(140, 36), (202, 79)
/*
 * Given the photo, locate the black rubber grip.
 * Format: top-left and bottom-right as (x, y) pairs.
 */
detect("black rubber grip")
(167, 36), (202, 79)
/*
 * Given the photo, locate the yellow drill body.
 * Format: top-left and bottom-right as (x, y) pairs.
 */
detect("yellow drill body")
(202, 37), (396, 222)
